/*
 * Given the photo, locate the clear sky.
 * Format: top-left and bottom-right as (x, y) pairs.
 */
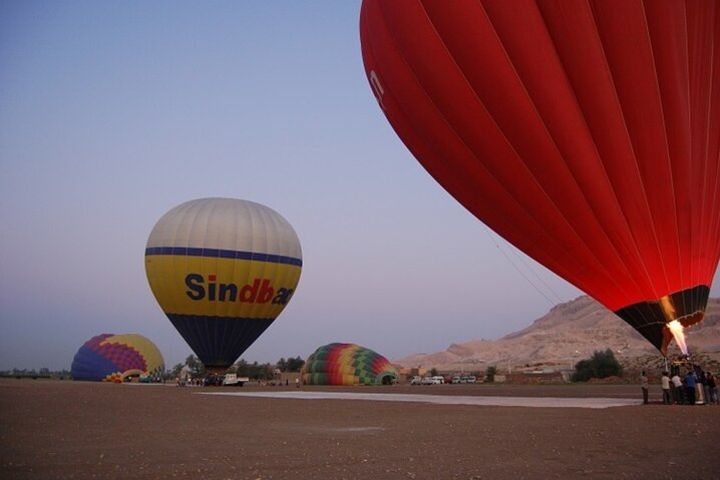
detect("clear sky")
(1, 1), (718, 370)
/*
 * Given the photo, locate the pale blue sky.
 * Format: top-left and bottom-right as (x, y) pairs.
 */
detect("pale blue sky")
(1, 1), (717, 370)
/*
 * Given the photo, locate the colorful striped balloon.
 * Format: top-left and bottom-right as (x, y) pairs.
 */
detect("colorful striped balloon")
(71, 333), (165, 382)
(301, 343), (398, 386)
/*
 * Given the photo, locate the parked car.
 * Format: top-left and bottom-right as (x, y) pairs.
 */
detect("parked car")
(466, 375), (477, 384)
(203, 375), (224, 386)
(431, 376), (445, 384)
(409, 375), (422, 385)
(421, 376), (434, 385)
(451, 376), (461, 384)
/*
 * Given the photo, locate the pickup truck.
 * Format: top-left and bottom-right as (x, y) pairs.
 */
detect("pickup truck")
(223, 373), (250, 386)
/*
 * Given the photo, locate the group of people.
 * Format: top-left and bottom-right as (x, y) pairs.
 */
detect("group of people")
(641, 365), (719, 405)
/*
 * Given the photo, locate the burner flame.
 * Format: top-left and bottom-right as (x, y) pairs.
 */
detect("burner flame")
(667, 320), (688, 355)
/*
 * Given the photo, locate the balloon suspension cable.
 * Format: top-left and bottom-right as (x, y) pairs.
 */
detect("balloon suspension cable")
(483, 227), (560, 306)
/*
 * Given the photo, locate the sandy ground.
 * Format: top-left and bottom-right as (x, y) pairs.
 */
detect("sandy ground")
(1, 379), (719, 479)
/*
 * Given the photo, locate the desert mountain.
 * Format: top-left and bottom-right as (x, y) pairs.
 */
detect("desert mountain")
(396, 296), (720, 371)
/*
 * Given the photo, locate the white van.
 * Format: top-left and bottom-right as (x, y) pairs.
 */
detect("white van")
(431, 376), (445, 384)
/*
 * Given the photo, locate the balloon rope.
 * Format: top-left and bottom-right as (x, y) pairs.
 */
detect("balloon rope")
(483, 227), (559, 305)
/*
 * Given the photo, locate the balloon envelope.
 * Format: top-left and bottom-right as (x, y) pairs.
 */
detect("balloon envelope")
(145, 198), (302, 370)
(71, 333), (164, 382)
(301, 343), (399, 385)
(360, 0), (720, 353)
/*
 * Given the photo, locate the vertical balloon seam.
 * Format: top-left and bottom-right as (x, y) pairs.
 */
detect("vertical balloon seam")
(596, 1), (684, 298)
(219, 204), (234, 361)
(418, 1), (644, 300)
(193, 200), (214, 362)
(244, 204), (264, 360)
(645, 0), (694, 316)
(188, 200), (213, 363)
(594, 2), (679, 296)
(209, 200), (224, 360)
(585, 1), (673, 304)
(171, 201), (193, 329)
(512, 0), (660, 306)
(681, 5), (701, 321)
(647, 0), (686, 299)
(541, 1), (675, 310)
(644, 3), (702, 318)
(466, 1), (653, 299)
(368, 2), (636, 304)
(710, 6), (720, 281)
(418, 1), (639, 299)
(687, 4), (713, 320)
(535, 0), (670, 305)
(634, 1), (688, 327)
(697, 5), (720, 301)
(227, 200), (241, 363)
(256, 203), (271, 323)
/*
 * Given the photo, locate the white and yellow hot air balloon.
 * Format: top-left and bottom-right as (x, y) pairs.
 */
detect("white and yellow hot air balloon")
(145, 198), (302, 372)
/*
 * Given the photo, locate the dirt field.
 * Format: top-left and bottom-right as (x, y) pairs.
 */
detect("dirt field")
(1, 379), (719, 479)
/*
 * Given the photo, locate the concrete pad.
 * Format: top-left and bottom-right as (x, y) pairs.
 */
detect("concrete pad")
(197, 390), (639, 409)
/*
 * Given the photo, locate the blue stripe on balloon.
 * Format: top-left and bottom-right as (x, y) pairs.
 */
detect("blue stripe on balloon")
(145, 246), (302, 267)
(166, 314), (275, 368)
(71, 345), (121, 381)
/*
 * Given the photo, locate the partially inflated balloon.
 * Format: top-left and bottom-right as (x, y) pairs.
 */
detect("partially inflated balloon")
(71, 333), (164, 382)
(301, 343), (399, 386)
(361, 0), (720, 353)
(145, 198), (302, 371)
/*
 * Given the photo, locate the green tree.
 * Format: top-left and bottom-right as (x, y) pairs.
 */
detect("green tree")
(234, 359), (275, 380)
(429, 368), (438, 377)
(285, 356), (305, 372)
(169, 363), (184, 378)
(485, 366), (497, 383)
(571, 349), (623, 382)
(185, 355), (206, 376)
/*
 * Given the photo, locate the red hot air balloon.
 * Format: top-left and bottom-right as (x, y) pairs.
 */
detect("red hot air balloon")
(360, 0), (720, 355)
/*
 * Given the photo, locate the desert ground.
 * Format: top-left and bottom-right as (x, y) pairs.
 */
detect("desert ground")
(1, 379), (719, 479)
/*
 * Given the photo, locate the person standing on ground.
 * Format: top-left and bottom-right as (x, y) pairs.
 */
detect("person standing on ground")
(661, 371), (671, 405)
(671, 372), (683, 404)
(640, 371), (649, 404)
(706, 372), (718, 405)
(694, 366), (706, 405)
(685, 369), (696, 405)
(702, 370), (711, 405)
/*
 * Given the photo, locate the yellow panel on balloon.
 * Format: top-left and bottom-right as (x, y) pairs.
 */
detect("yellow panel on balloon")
(145, 255), (301, 319)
